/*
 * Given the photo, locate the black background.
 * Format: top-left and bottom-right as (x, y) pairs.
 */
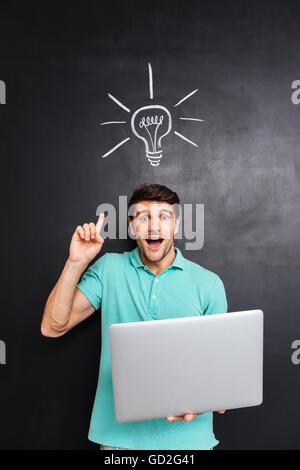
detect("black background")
(1, 0), (300, 449)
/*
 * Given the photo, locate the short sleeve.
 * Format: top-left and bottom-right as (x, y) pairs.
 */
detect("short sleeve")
(203, 275), (228, 316)
(76, 254), (107, 310)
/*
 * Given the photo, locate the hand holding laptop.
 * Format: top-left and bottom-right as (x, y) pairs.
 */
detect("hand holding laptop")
(166, 410), (226, 422)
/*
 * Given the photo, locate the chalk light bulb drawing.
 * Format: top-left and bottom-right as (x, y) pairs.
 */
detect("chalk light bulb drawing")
(131, 105), (172, 166)
(100, 62), (204, 165)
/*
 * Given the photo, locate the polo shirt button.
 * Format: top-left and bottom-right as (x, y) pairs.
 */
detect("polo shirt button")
(155, 278), (159, 282)
(152, 294), (156, 299)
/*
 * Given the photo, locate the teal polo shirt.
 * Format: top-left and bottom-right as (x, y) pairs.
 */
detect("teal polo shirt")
(76, 246), (228, 450)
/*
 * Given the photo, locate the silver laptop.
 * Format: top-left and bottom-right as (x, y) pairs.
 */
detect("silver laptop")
(109, 309), (263, 423)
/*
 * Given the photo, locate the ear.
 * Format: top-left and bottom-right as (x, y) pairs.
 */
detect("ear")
(128, 217), (136, 237)
(174, 216), (180, 235)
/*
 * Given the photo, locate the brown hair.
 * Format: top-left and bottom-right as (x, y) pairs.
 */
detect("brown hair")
(128, 183), (180, 220)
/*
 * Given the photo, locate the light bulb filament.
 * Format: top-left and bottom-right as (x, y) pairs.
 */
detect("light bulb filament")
(138, 115), (164, 152)
(139, 115), (164, 128)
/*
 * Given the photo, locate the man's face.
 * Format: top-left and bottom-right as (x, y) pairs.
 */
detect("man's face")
(128, 200), (180, 263)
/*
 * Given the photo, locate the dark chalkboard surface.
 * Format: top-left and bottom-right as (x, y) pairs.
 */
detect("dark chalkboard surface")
(1, 0), (300, 449)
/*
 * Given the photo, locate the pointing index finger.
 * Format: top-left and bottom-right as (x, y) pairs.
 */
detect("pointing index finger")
(96, 213), (105, 233)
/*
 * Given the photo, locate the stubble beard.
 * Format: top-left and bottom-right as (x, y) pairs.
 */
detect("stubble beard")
(139, 237), (174, 264)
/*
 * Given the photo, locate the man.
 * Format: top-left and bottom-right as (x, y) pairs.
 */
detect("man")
(41, 183), (227, 450)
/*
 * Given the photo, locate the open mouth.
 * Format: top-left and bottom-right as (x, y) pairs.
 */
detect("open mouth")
(145, 238), (164, 250)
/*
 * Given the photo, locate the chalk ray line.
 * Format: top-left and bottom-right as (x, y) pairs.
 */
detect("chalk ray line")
(174, 89), (198, 107)
(174, 131), (198, 147)
(101, 137), (130, 158)
(100, 121), (127, 125)
(148, 62), (153, 99)
(108, 93), (130, 113)
(179, 117), (204, 122)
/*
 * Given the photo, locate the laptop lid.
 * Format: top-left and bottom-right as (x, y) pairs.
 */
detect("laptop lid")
(109, 309), (263, 423)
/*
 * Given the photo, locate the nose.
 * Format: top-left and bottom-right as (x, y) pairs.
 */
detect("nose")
(149, 215), (161, 233)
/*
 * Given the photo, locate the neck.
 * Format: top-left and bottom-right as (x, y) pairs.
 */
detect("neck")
(139, 245), (177, 276)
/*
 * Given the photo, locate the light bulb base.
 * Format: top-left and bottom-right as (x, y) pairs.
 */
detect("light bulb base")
(146, 151), (163, 166)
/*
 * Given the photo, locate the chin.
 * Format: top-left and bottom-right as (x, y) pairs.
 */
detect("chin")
(141, 244), (161, 258)
(148, 250), (163, 258)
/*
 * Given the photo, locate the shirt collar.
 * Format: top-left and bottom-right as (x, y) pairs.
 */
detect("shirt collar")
(129, 245), (184, 271)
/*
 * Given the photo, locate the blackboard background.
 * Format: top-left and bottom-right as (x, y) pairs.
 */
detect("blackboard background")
(1, 0), (300, 449)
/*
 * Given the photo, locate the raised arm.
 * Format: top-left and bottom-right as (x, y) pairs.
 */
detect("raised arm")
(41, 213), (105, 337)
